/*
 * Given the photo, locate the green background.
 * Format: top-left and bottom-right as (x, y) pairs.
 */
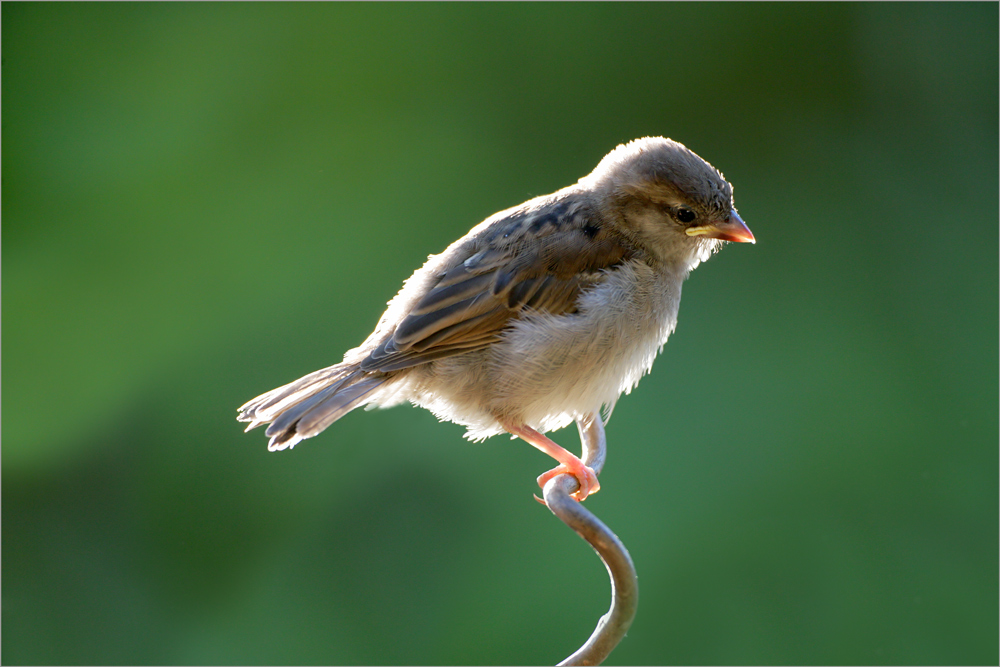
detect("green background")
(4, 3), (997, 665)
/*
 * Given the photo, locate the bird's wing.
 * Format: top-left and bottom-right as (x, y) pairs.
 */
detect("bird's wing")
(360, 196), (639, 373)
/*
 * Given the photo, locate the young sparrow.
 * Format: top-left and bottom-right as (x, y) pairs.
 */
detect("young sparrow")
(238, 137), (754, 501)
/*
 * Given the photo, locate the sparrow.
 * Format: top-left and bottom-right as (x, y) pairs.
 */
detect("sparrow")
(238, 137), (754, 502)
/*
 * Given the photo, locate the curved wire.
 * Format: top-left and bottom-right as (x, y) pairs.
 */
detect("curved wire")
(542, 414), (638, 666)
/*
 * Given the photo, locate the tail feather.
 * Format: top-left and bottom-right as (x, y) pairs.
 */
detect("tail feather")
(263, 371), (360, 438)
(237, 364), (387, 451)
(238, 364), (351, 423)
(295, 376), (386, 437)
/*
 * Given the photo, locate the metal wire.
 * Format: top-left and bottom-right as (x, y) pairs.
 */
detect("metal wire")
(542, 414), (638, 666)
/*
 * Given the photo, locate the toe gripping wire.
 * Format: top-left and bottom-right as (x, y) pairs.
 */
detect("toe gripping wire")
(542, 414), (638, 666)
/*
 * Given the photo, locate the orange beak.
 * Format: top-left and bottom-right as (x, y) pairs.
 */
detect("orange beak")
(685, 210), (755, 244)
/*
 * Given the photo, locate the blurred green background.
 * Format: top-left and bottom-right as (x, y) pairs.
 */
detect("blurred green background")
(3, 3), (997, 665)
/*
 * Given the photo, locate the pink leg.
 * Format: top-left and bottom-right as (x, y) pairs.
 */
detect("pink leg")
(504, 423), (600, 502)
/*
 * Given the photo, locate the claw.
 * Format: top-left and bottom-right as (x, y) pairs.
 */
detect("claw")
(537, 462), (600, 502)
(501, 421), (601, 503)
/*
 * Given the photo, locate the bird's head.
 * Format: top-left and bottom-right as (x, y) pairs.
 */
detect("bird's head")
(582, 137), (754, 264)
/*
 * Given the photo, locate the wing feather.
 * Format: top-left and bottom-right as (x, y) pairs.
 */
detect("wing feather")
(359, 195), (640, 372)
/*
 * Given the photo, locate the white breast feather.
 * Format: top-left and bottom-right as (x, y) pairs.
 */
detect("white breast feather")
(376, 258), (692, 440)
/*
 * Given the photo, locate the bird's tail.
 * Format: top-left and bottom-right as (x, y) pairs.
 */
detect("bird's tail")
(237, 363), (387, 451)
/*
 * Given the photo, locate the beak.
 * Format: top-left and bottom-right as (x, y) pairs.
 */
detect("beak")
(686, 210), (755, 244)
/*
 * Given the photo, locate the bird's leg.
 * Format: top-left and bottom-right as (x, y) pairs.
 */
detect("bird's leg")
(503, 423), (600, 502)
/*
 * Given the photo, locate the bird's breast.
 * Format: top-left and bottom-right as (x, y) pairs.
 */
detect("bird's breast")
(392, 259), (689, 440)
(482, 259), (685, 430)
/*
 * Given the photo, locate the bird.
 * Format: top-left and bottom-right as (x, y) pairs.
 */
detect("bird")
(237, 136), (754, 502)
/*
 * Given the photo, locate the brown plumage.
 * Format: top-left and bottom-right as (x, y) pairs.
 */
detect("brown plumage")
(238, 137), (754, 501)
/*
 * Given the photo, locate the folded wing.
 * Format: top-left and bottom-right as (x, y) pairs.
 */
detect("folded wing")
(361, 197), (638, 372)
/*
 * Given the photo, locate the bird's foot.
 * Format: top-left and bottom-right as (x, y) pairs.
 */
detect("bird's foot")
(537, 462), (600, 502)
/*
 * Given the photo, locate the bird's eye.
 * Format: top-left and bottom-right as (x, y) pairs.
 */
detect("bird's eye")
(675, 207), (696, 223)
